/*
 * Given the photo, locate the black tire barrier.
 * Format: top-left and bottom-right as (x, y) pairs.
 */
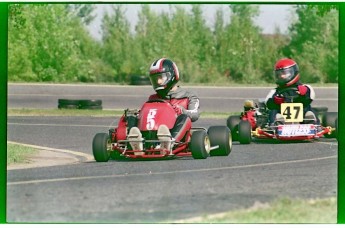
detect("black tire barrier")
(129, 75), (151, 85)
(58, 99), (102, 110)
(58, 99), (80, 106)
(58, 104), (79, 109)
(79, 99), (102, 106)
(79, 105), (103, 110)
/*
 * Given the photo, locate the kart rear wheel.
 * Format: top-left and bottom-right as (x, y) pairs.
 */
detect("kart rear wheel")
(322, 112), (338, 138)
(92, 133), (111, 162)
(226, 116), (241, 141)
(313, 106), (328, 123)
(191, 130), (210, 159)
(238, 120), (252, 144)
(335, 118), (338, 140)
(208, 126), (232, 156)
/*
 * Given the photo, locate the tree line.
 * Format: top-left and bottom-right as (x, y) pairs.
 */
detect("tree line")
(8, 4), (338, 84)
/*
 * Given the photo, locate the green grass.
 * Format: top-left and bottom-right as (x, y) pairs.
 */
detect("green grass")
(7, 108), (239, 119)
(175, 197), (337, 224)
(7, 142), (39, 165)
(8, 108), (124, 117)
(8, 81), (339, 87)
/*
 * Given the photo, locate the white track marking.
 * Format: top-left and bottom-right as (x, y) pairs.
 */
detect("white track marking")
(8, 155), (337, 186)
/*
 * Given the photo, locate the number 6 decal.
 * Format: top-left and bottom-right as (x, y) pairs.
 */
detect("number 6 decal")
(280, 103), (304, 122)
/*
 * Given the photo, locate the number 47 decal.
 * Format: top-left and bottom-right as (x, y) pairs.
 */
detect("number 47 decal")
(280, 103), (304, 122)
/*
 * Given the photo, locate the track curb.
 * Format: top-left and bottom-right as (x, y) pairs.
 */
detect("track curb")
(7, 141), (94, 170)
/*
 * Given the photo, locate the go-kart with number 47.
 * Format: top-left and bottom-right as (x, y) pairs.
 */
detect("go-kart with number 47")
(227, 96), (337, 144)
(227, 58), (337, 144)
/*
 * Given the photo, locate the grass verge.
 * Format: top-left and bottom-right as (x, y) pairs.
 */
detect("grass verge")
(8, 108), (238, 119)
(7, 142), (39, 165)
(175, 197), (336, 224)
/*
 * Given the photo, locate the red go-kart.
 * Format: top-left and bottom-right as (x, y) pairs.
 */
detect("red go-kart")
(93, 99), (232, 161)
(227, 97), (338, 144)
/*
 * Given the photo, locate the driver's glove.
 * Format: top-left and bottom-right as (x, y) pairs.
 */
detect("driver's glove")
(297, 85), (308, 96)
(172, 104), (185, 115)
(273, 95), (285, 105)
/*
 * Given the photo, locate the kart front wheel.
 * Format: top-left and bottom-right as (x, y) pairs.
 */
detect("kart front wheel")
(238, 120), (252, 144)
(226, 116), (241, 141)
(208, 126), (232, 156)
(93, 133), (111, 162)
(191, 130), (210, 159)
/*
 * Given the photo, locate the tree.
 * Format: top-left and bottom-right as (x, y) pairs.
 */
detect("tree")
(220, 5), (264, 83)
(283, 5), (338, 83)
(101, 4), (134, 82)
(65, 4), (96, 25)
(8, 4), (105, 82)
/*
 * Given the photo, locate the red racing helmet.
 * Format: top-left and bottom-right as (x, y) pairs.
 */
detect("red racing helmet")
(274, 58), (300, 87)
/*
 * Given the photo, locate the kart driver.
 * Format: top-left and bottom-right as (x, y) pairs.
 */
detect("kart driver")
(265, 58), (318, 126)
(128, 58), (200, 151)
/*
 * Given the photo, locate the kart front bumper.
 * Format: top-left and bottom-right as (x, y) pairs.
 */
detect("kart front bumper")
(253, 125), (334, 141)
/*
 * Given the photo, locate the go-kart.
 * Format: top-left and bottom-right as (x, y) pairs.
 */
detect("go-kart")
(227, 93), (338, 144)
(93, 99), (232, 161)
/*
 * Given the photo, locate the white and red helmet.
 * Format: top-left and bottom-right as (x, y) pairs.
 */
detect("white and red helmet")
(274, 58), (300, 87)
(149, 58), (180, 97)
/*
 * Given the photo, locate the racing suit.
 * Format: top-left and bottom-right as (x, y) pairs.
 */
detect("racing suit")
(148, 86), (200, 142)
(265, 83), (317, 124)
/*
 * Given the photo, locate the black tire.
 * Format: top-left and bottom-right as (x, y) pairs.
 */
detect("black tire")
(129, 75), (151, 85)
(58, 99), (79, 106)
(313, 106), (328, 113)
(58, 99), (79, 109)
(313, 106), (328, 124)
(92, 133), (111, 162)
(238, 120), (252, 144)
(208, 126), (232, 156)
(79, 105), (103, 110)
(226, 116), (241, 141)
(190, 130), (210, 159)
(79, 99), (102, 107)
(335, 118), (338, 141)
(322, 112), (338, 138)
(58, 104), (79, 109)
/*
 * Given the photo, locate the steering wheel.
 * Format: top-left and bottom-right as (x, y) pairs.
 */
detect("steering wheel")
(277, 87), (299, 102)
(146, 99), (168, 103)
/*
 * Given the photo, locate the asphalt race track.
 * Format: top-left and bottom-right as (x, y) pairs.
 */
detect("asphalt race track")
(6, 84), (338, 223)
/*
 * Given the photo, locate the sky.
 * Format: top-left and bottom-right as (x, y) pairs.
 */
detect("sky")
(87, 4), (296, 41)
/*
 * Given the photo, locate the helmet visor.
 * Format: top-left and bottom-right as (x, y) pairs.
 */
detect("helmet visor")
(275, 67), (295, 85)
(149, 72), (171, 90)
